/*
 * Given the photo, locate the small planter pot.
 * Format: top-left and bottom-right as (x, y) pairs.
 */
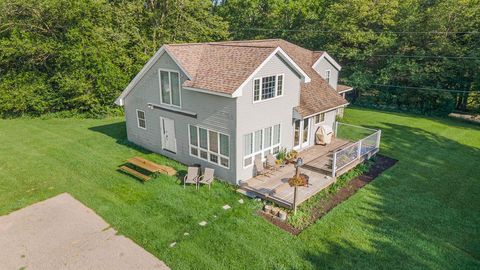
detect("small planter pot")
(263, 205), (272, 213)
(278, 210), (287, 221)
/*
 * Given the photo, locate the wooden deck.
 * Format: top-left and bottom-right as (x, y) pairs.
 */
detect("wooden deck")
(237, 138), (352, 209)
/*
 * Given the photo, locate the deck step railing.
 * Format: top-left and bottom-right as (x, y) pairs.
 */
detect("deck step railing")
(332, 122), (381, 177)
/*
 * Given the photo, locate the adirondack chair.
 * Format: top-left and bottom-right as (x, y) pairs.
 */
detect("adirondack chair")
(254, 158), (273, 177)
(265, 154), (281, 171)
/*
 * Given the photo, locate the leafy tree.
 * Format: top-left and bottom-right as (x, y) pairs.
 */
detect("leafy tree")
(0, 0), (228, 117)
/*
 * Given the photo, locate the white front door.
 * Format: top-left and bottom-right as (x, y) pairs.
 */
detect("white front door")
(293, 118), (311, 150)
(160, 117), (176, 153)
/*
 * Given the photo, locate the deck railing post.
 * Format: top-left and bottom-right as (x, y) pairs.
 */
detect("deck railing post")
(357, 140), (362, 159)
(332, 151), (337, 177)
(376, 130), (382, 149)
(334, 121), (339, 137)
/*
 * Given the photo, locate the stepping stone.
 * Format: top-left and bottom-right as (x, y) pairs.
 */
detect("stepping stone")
(222, 204), (231, 210)
(169, 242), (176, 248)
(238, 199), (244, 204)
(199, 221), (207, 226)
(183, 232), (189, 236)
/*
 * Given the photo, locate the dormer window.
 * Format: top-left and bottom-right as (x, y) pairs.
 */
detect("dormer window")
(159, 69), (181, 107)
(253, 74), (284, 102)
(325, 70), (331, 84)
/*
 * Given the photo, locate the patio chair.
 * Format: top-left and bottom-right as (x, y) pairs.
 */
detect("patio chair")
(265, 154), (281, 171)
(184, 166), (200, 189)
(198, 168), (214, 189)
(254, 158), (273, 177)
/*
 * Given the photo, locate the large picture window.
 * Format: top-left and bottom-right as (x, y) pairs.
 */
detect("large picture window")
(189, 125), (230, 168)
(253, 74), (284, 102)
(243, 124), (281, 167)
(159, 69), (181, 107)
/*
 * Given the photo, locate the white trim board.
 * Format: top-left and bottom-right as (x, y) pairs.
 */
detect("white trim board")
(115, 46), (192, 106)
(338, 87), (354, 94)
(302, 103), (350, 119)
(312, 51), (342, 71)
(183, 86), (233, 98)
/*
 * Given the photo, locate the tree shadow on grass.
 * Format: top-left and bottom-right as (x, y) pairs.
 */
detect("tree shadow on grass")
(299, 121), (480, 269)
(89, 121), (152, 154)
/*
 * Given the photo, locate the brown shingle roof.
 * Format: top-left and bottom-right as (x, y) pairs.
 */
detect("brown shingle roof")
(166, 39), (348, 116)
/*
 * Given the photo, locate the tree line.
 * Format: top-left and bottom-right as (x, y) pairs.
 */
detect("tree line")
(0, 0), (478, 117)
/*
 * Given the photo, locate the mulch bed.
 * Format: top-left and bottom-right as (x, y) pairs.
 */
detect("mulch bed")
(258, 154), (398, 235)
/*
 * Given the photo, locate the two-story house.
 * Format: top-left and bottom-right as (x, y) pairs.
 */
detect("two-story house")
(115, 39), (354, 185)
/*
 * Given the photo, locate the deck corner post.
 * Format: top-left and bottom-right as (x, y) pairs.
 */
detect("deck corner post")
(376, 130), (382, 149)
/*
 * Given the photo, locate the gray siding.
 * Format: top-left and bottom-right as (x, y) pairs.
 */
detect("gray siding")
(307, 109), (337, 148)
(313, 58), (339, 89)
(124, 52), (237, 183)
(235, 53), (302, 183)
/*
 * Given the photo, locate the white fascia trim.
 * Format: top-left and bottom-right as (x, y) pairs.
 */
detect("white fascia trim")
(312, 52), (342, 71)
(115, 46), (192, 106)
(303, 103), (350, 119)
(183, 86), (233, 98)
(338, 87), (354, 94)
(231, 47), (311, 97)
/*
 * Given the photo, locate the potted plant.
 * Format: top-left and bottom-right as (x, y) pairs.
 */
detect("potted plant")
(285, 150), (298, 164)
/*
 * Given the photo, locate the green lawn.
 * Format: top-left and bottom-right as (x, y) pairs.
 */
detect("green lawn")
(0, 108), (479, 269)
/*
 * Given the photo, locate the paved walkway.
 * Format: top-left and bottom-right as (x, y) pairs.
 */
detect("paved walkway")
(0, 193), (169, 270)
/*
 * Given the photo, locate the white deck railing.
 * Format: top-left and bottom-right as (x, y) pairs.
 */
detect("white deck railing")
(332, 122), (381, 177)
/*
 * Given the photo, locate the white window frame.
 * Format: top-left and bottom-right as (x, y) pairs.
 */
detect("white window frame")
(243, 124), (281, 168)
(325, 70), (331, 84)
(314, 112), (325, 125)
(158, 68), (182, 108)
(136, 109), (146, 130)
(188, 125), (230, 169)
(253, 74), (284, 103)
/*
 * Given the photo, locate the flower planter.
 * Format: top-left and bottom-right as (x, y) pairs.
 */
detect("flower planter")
(278, 210), (287, 221)
(270, 207), (280, 216)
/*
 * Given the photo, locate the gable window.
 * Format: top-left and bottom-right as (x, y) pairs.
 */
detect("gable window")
(314, 113), (325, 124)
(189, 125), (230, 168)
(253, 74), (284, 102)
(243, 124), (281, 167)
(136, 109), (146, 129)
(325, 70), (331, 84)
(159, 69), (181, 107)
(277, 75), (283, 96)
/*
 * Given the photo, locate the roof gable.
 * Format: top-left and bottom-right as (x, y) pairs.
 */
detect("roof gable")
(312, 51), (342, 71)
(114, 46), (192, 105)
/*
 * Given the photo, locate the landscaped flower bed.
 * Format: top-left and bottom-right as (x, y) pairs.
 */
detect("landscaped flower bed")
(258, 155), (397, 235)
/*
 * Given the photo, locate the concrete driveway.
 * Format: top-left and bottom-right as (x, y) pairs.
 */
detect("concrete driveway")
(0, 193), (169, 270)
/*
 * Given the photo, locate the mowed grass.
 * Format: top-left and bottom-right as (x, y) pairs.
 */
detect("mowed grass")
(0, 108), (479, 269)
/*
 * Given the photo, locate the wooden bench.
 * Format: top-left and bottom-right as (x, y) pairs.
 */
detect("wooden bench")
(119, 165), (151, 181)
